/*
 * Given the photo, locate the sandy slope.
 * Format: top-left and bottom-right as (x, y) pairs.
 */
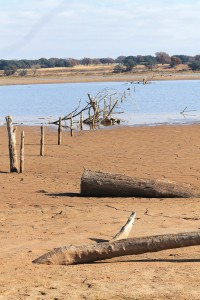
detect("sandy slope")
(0, 124), (200, 300)
(1, 71), (200, 86)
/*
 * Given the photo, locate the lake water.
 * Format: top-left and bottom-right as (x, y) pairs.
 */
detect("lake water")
(0, 80), (200, 127)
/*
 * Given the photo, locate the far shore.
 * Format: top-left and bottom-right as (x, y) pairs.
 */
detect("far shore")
(1, 71), (200, 86)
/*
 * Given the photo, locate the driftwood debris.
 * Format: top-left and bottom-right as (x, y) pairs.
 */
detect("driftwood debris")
(33, 231), (200, 265)
(5, 115), (18, 173)
(81, 169), (200, 198)
(50, 88), (126, 131)
(110, 212), (136, 242)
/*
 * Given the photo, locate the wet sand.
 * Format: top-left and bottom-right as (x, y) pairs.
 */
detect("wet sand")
(0, 124), (200, 299)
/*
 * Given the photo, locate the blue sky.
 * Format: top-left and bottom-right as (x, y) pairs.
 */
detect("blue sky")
(0, 0), (200, 59)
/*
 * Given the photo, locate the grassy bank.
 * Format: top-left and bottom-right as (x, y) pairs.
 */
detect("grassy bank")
(1, 63), (200, 86)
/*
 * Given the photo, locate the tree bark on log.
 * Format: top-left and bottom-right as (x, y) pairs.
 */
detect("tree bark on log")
(33, 231), (200, 265)
(81, 169), (200, 198)
(5, 115), (18, 173)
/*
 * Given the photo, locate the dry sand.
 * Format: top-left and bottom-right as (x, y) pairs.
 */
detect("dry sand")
(0, 124), (200, 299)
(1, 63), (200, 86)
(1, 72), (200, 86)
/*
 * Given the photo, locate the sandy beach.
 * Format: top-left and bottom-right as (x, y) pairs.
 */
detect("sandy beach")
(0, 124), (200, 299)
(1, 64), (200, 86)
(1, 73), (200, 86)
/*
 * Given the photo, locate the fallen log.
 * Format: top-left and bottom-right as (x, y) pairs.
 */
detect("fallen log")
(80, 169), (200, 198)
(33, 231), (200, 265)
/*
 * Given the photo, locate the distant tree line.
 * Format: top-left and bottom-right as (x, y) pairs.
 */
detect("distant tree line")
(1, 52), (200, 76)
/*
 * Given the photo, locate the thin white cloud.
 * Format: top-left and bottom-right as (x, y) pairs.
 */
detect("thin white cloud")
(1, 0), (200, 58)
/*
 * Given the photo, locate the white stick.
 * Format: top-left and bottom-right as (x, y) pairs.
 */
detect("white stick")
(110, 212), (136, 242)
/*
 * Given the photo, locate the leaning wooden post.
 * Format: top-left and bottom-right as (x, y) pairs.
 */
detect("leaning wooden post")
(80, 112), (83, 130)
(103, 98), (107, 119)
(58, 117), (62, 145)
(70, 114), (73, 137)
(20, 131), (25, 173)
(109, 96), (112, 111)
(40, 125), (44, 156)
(5, 115), (18, 173)
(88, 107), (92, 127)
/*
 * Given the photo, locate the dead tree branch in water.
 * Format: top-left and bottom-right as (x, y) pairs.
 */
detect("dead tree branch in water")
(50, 87), (131, 130)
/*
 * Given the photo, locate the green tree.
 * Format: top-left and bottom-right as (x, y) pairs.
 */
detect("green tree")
(115, 56), (126, 64)
(100, 57), (115, 64)
(136, 55), (144, 64)
(123, 56), (136, 71)
(189, 61), (200, 70)
(80, 57), (93, 65)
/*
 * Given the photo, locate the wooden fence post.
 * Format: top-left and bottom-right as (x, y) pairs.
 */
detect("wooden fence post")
(40, 125), (44, 156)
(103, 98), (107, 119)
(109, 96), (112, 111)
(20, 131), (25, 173)
(88, 107), (91, 125)
(58, 117), (62, 145)
(80, 112), (83, 130)
(5, 115), (18, 173)
(70, 114), (73, 137)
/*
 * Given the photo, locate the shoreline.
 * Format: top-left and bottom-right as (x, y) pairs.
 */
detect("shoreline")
(2, 116), (200, 129)
(1, 72), (200, 86)
(42, 120), (200, 129)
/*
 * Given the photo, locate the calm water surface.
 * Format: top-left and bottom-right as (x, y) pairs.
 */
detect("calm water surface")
(0, 80), (200, 127)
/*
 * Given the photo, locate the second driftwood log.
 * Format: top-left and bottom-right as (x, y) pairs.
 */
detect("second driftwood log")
(81, 169), (200, 198)
(33, 231), (200, 265)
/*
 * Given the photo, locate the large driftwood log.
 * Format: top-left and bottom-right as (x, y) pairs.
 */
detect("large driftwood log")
(33, 231), (200, 265)
(81, 169), (200, 198)
(5, 115), (18, 173)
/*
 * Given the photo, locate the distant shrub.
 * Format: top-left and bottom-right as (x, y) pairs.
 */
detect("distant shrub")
(4, 65), (17, 76)
(113, 65), (124, 73)
(189, 61), (200, 71)
(170, 56), (182, 67)
(18, 69), (28, 76)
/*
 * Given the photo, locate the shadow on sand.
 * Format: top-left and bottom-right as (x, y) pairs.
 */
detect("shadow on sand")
(47, 192), (82, 197)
